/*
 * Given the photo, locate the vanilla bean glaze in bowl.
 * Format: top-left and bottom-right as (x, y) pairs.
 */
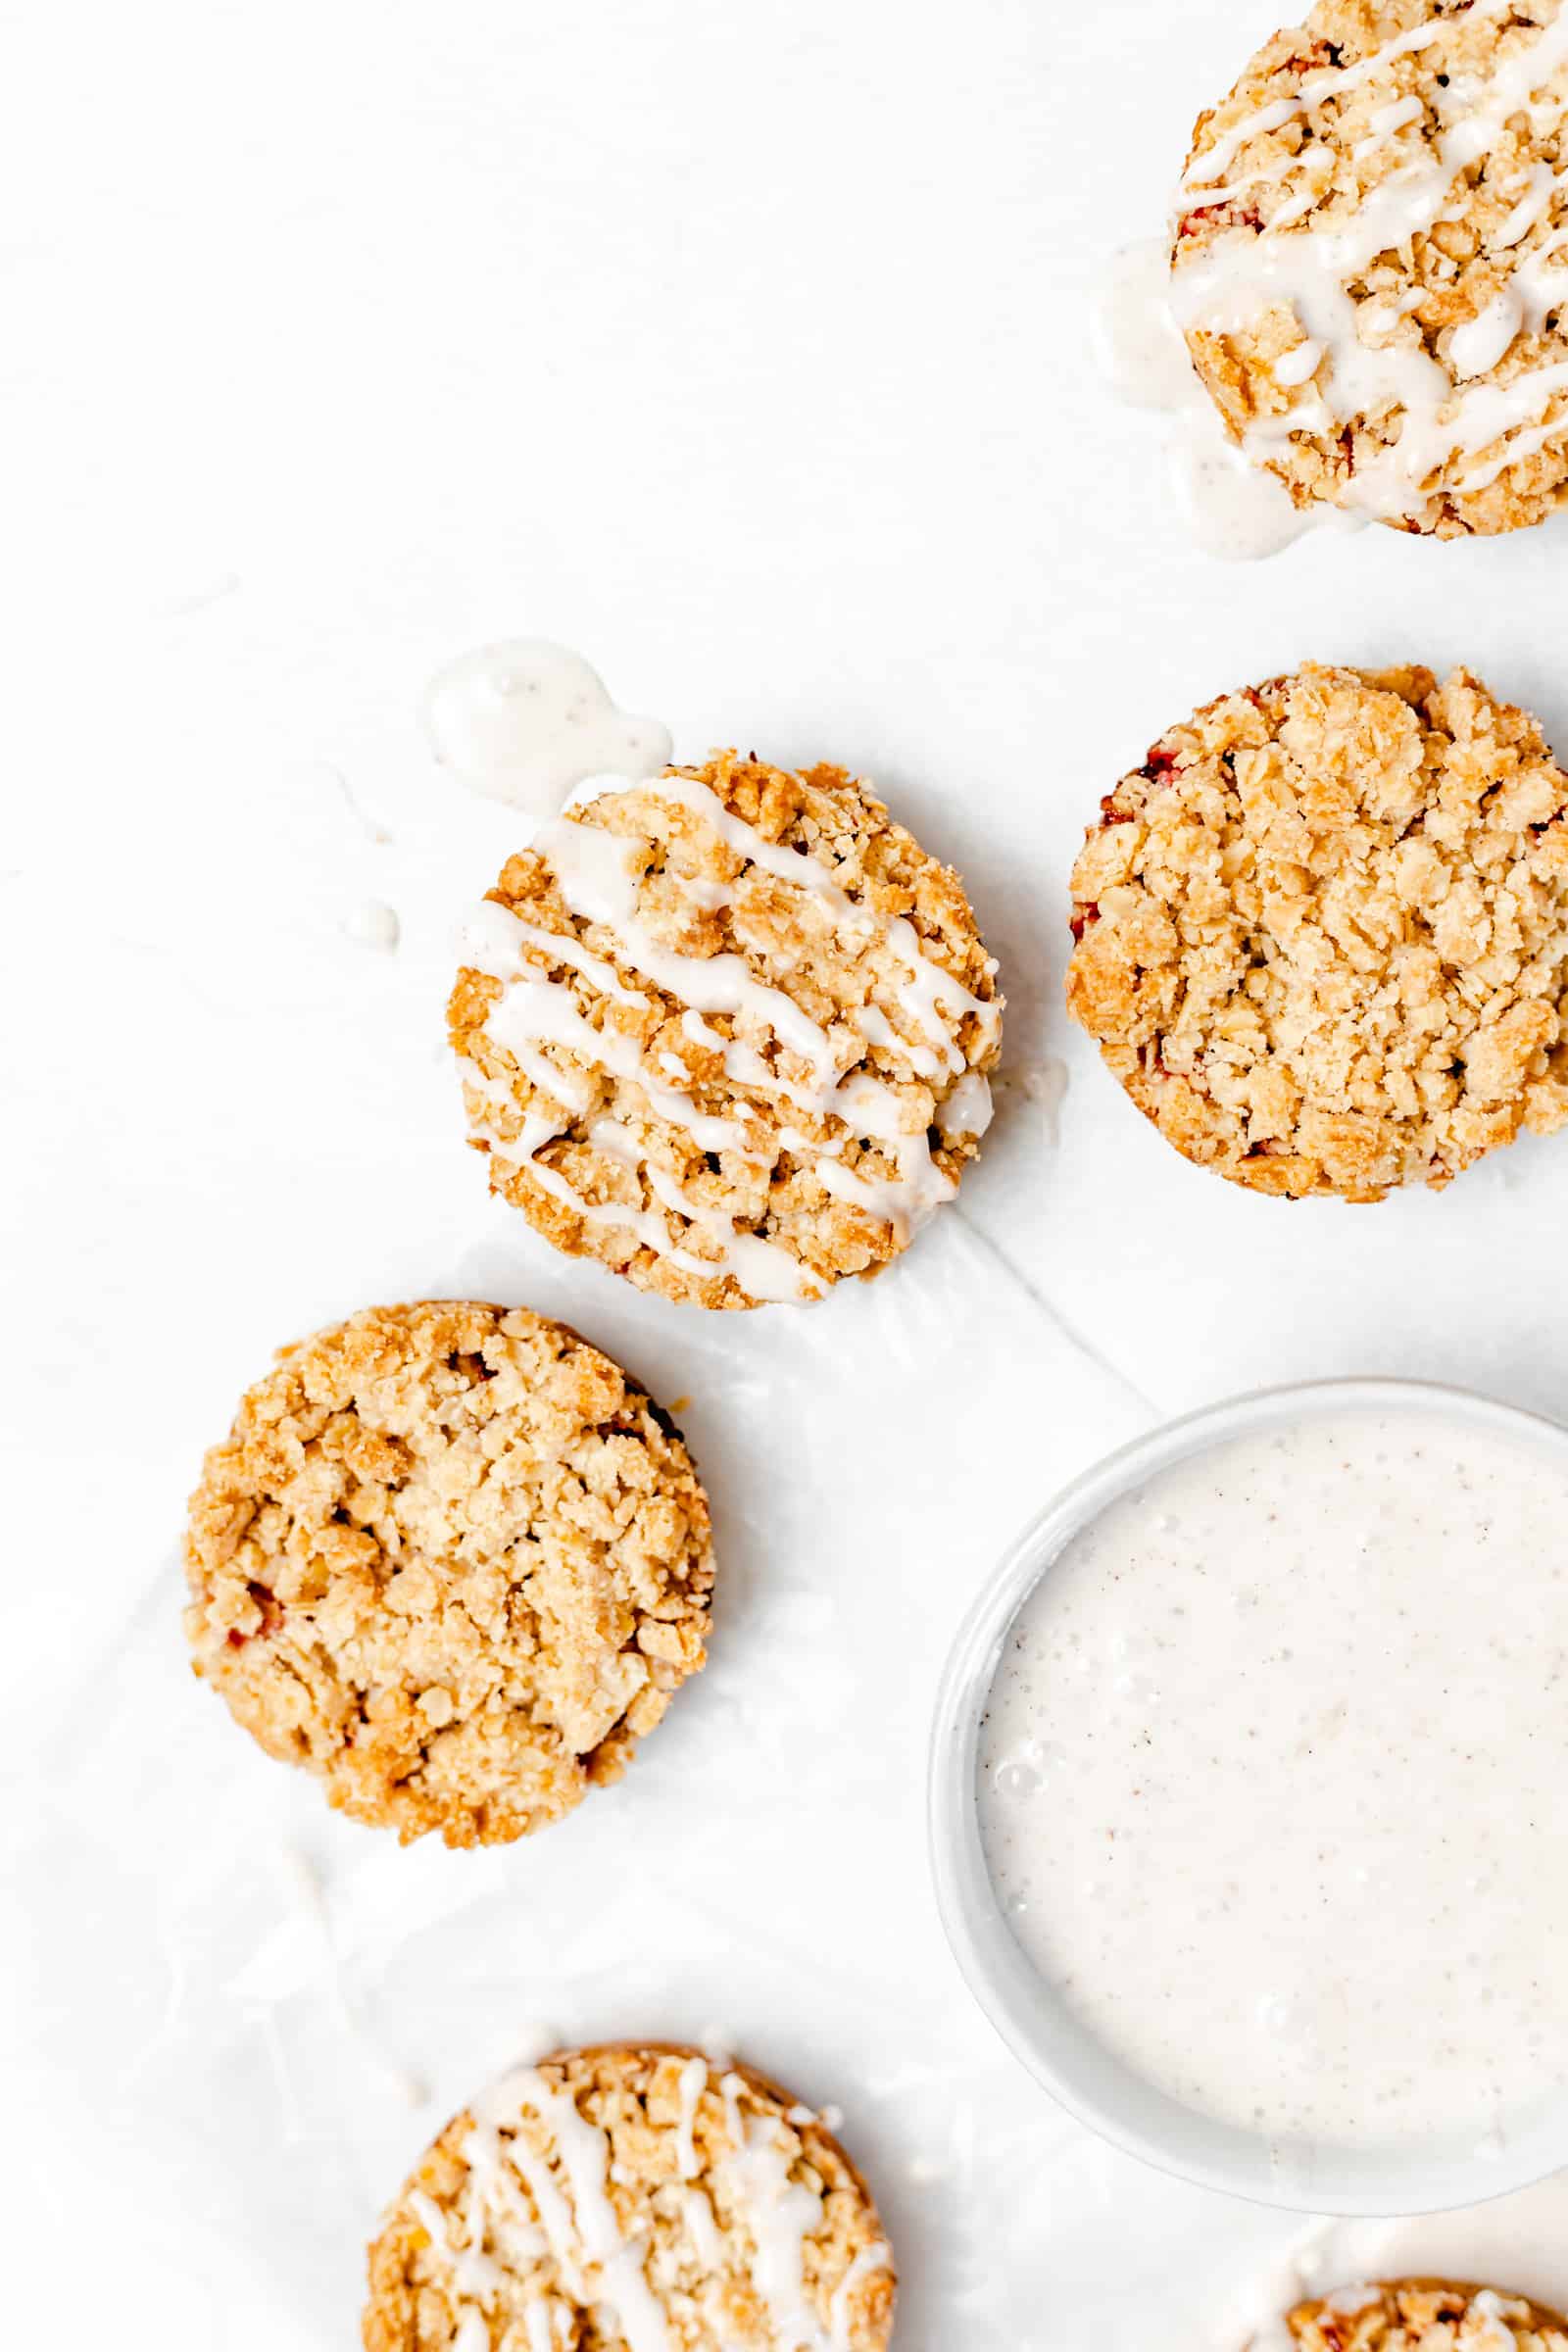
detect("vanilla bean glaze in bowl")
(929, 1378), (1568, 2215)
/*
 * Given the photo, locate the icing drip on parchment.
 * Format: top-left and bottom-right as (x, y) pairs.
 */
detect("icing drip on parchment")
(423, 638), (672, 820)
(1172, 0), (1568, 524)
(1096, 238), (1323, 559)
(458, 766), (1000, 1303)
(344, 899), (400, 952)
(408, 2060), (890, 2352)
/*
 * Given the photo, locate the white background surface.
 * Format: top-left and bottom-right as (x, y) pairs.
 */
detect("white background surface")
(6, 1), (1568, 2344)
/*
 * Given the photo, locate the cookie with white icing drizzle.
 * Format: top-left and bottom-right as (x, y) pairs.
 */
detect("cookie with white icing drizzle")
(1173, 0), (1568, 536)
(1257, 2278), (1568, 2350)
(182, 1301), (713, 1847)
(363, 2042), (896, 2352)
(447, 751), (1003, 1309)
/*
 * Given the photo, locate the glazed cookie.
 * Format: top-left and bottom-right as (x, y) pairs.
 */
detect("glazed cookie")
(364, 2042), (896, 2352)
(1265, 2279), (1568, 2350)
(1066, 663), (1568, 1200)
(447, 751), (1002, 1310)
(183, 1301), (713, 1846)
(1172, 0), (1568, 536)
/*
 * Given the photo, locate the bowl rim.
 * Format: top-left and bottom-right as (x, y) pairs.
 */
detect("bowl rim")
(927, 1372), (1568, 2217)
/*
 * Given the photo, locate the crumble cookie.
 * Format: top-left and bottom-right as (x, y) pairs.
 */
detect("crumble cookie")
(364, 2042), (897, 2352)
(1065, 663), (1568, 1200)
(182, 1301), (713, 1846)
(1172, 0), (1568, 536)
(447, 750), (1003, 1310)
(1268, 2278), (1568, 2350)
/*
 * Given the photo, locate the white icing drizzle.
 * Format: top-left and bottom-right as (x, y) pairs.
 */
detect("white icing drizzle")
(458, 765), (998, 1299)
(540, 772), (990, 1080)
(716, 2073), (835, 2352)
(486, 977), (758, 1157)
(466, 894), (650, 1008)
(422, 638), (671, 821)
(1172, 1), (1568, 522)
(828, 2242), (892, 2350)
(533, 807), (851, 1076)
(1351, 93), (1425, 161)
(409, 2188), (508, 2305)
(674, 2055), (709, 2181)
(597, 2240), (676, 2352)
(1272, 335), (1323, 386)
(1457, 392), (1568, 488)
(680, 2185), (723, 2269)
(1450, 286), (1527, 378)
(814, 1140), (953, 1247)
(523, 2302), (557, 2352)
(511, 2071), (623, 2264)
(466, 2104), (582, 2295)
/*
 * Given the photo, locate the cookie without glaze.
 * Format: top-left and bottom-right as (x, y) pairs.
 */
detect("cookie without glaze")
(448, 751), (1003, 1310)
(1276, 2279), (1568, 2350)
(364, 2042), (896, 2352)
(1066, 664), (1568, 1200)
(1173, 0), (1568, 536)
(183, 1302), (713, 1846)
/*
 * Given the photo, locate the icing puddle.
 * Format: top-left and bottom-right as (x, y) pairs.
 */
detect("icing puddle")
(422, 637), (672, 821)
(1096, 237), (1324, 561)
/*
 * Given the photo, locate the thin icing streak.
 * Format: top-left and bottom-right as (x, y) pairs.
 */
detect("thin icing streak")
(461, 768), (998, 1298)
(522, 2304), (558, 2352)
(674, 2055), (709, 2180)
(1172, 0), (1568, 519)
(716, 2073), (836, 2352)
(828, 2242), (892, 2350)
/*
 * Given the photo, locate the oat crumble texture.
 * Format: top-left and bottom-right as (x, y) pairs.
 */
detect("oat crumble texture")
(182, 1301), (714, 1846)
(1173, 0), (1568, 536)
(364, 2042), (896, 2351)
(1066, 664), (1568, 1200)
(448, 751), (1003, 1310)
(1278, 2279), (1568, 2351)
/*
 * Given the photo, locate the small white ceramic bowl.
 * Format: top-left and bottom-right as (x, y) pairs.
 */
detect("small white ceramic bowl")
(928, 1375), (1568, 2217)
